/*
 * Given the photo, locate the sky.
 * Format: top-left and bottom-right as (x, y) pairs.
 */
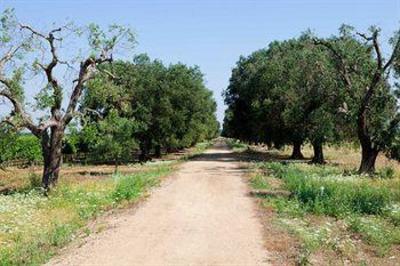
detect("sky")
(0, 0), (399, 124)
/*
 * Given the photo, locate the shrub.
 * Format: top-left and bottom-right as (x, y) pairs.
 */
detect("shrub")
(0, 133), (42, 166)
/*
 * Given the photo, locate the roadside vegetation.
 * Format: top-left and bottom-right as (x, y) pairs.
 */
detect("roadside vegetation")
(0, 141), (211, 265)
(222, 22), (400, 264)
(232, 141), (400, 265)
(0, 163), (172, 265)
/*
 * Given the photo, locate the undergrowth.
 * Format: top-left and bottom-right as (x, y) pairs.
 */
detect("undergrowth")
(226, 138), (247, 152)
(262, 162), (395, 217)
(252, 161), (400, 263)
(0, 162), (173, 265)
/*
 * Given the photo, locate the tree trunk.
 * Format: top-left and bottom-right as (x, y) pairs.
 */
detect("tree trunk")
(41, 127), (64, 191)
(139, 144), (148, 162)
(155, 144), (161, 158)
(311, 141), (325, 164)
(114, 159), (119, 174)
(357, 103), (379, 174)
(358, 144), (379, 174)
(139, 139), (152, 162)
(290, 140), (304, 159)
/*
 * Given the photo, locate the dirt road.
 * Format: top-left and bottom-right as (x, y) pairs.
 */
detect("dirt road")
(48, 142), (268, 266)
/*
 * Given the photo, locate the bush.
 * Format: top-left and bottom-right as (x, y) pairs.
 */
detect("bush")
(0, 133), (42, 166)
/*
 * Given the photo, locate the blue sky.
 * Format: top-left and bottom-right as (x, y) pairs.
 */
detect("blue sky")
(0, 0), (399, 123)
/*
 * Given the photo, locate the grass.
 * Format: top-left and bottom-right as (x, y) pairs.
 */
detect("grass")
(0, 140), (212, 265)
(226, 138), (248, 152)
(263, 162), (395, 217)
(0, 162), (173, 265)
(244, 145), (400, 263)
(249, 174), (270, 189)
(0, 140), (214, 194)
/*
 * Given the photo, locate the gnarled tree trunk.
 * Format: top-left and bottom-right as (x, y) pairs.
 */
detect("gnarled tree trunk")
(311, 141), (325, 164)
(358, 145), (378, 174)
(41, 127), (64, 190)
(357, 99), (379, 174)
(290, 140), (304, 159)
(139, 138), (152, 162)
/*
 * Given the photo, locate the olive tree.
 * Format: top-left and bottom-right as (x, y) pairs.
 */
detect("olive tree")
(314, 25), (400, 173)
(0, 9), (135, 189)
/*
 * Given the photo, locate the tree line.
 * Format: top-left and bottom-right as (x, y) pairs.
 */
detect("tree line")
(70, 55), (219, 164)
(0, 9), (218, 190)
(223, 25), (400, 174)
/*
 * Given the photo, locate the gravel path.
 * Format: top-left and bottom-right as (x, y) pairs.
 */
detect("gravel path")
(48, 142), (269, 266)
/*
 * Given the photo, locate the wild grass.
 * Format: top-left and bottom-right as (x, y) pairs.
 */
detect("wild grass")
(251, 160), (400, 262)
(226, 138), (248, 152)
(249, 174), (270, 189)
(263, 162), (394, 216)
(0, 162), (173, 265)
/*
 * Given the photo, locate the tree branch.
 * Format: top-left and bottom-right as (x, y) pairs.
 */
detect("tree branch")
(357, 30), (383, 71)
(313, 38), (352, 88)
(0, 115), (18, 129)
(384, 35), (400, 71)
(21, 24), (63, 112)
(63, 56), (112, 124)
(0, 44), (24, 69)
(0, 88), (40, 136)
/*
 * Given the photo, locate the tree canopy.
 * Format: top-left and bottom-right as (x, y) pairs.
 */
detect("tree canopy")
(78, 55), (219, 163)
(223, 26), (400, 172)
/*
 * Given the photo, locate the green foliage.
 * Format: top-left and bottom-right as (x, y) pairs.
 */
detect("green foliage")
(250, 174), (270, 190)
(377, 166), (395, 179)
(223, 25), (400, 169)
(80, 55), (218, 160)
(93, 111), (138, 164)
(0, 163), (172, 265)
(347, 215), (400, 256)
(0, 129), (42, 165)
(223, 36), (343, 150)
(226, 138), (247, 151)
(112, 166), (168, 202)
(264, 162), (394, 216)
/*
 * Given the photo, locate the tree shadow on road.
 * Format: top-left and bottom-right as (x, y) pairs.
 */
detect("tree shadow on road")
(190, 144), (308, 164)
